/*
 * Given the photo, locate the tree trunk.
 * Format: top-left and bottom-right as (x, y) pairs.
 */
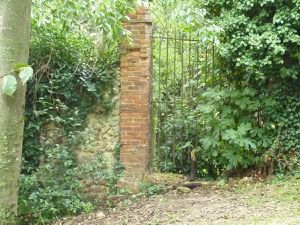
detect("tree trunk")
(0, 1), (31, 223)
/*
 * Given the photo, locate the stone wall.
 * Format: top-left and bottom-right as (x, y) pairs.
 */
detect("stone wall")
(77, 80), (120, 171)
(41, 82), (120, 171)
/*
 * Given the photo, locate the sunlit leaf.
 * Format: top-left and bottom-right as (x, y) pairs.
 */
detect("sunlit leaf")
(2, 74), (17, 97)
(19, 66), (34, 85)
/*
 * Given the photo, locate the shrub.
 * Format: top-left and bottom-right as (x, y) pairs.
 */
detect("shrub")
(19, 0), (134, 223)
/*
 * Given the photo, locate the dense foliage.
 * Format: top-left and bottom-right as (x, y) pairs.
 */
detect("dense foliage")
(204, 0), (300, 174)
(18, 0), (134, 224)
(151, 0), (300, 178)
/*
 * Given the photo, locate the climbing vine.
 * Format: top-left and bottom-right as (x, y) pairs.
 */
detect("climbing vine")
(18, 0), (134, 224)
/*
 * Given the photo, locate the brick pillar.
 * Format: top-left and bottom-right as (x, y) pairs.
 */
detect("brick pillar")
(119, 5), (153, 186)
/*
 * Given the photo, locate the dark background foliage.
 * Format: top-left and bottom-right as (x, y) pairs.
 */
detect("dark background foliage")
(151, 0), (300, 178)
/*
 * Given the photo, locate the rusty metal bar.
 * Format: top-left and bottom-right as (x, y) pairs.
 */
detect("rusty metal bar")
(157, 38), (162, 168)
(172, 31), (177, 167)
(151, 35), (200, 42)
(195, 38), (200, 149)
(151, 29), (217, 174)
(180, 32), (184, 168)
(165, 31), (169, 165)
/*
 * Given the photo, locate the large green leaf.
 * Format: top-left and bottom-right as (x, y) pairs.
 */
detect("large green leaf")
(19, 66), (33, 85)
(2, 74), (17, 97)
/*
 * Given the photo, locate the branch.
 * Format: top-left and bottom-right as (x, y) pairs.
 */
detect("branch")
(0, 70), (16, 78)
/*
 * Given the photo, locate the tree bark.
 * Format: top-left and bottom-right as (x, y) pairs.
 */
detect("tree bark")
(0, 1), (31, 223)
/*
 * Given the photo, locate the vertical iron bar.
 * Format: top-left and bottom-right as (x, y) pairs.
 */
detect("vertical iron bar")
(187, 33), (192, 153)
(205, 48), (208, 89)
(157, 38), (162, 169)
(188, 34), (192, 102)
(180, 32), (184, 168)
(172, 31), (177, 167)
(166, 31), (169, 164)
(203, 47), (208, 135)
(195, 37), (200, 149)
(212, 44), (215, 83)
(185, 33), (192, 175)
(150, 31), (155, 171)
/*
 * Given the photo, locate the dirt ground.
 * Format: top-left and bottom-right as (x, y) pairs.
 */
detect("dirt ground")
(54, 179), (300, 225)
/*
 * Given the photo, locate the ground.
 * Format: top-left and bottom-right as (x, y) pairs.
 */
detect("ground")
(54, 178), (300, 225)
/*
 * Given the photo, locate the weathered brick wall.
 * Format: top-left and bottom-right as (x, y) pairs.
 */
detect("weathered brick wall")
(120, 5), (153, 186)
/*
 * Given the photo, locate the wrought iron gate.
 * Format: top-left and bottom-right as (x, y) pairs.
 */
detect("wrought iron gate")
(151, 30), (216, 176)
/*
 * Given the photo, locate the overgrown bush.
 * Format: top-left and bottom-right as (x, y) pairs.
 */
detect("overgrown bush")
(19, 146), (94, 224)
(18, 0), (134, 224)
(151, 0), (300, 178)
(205, 0), (300, 174)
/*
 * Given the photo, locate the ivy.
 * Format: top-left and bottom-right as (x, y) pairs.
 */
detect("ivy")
(18, 0), (134, 223)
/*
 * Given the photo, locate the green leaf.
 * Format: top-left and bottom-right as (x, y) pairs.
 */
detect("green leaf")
(2, 74), (17, 97)
(182, 141), (192, 149)
(14, 63), (29, 70)
(19, 66), (33, 85)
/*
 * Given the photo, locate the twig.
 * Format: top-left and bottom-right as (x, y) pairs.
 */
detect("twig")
(0, 70), (16, 78)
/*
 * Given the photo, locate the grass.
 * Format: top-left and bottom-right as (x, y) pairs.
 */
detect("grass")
(271, 178), (300, 203)
(234, 176), (300, 203)
(231, 177), (300, 224)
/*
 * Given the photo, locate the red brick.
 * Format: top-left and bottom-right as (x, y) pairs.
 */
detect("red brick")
(120, 5), (153, 184)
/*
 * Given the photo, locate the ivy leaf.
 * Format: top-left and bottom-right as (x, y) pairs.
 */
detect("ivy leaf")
(19, 66), (33, 85)
(2, 74), (17, 97)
